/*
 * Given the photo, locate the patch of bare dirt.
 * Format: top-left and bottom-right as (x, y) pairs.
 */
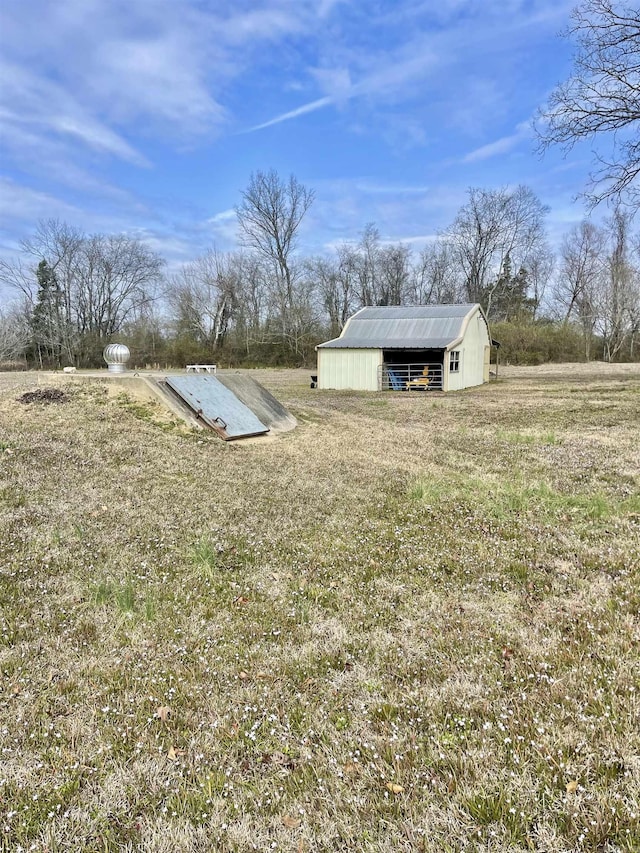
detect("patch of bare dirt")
(17, 388), (70, 405)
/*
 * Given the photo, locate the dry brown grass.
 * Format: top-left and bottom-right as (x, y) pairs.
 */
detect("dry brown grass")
(0, 364), (639, 852)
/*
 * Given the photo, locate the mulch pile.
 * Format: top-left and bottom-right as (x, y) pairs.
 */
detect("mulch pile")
(17, 389), (70, 405)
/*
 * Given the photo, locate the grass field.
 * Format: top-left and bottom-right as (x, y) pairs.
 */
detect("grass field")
(0, 364), (639, 853)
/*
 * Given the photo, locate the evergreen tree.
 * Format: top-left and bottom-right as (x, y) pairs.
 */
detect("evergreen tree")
(31, 259), (63, 368)
(490, 254), (537, 321)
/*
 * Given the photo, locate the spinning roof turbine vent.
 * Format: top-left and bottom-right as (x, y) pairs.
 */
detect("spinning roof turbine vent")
(103, 343), (130, 373)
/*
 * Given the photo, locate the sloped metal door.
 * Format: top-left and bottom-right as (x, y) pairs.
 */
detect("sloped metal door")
(165, 375), (269, 440)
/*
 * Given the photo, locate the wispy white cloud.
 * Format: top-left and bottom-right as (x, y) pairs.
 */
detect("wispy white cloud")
(221, 6), (308, 44)
(128, 230), (195, 263)
(246, 41), (441, 131)
(0, 3), (228, 149)
(93, 36), (225, 132)
(207, 209), (237, 223)
(354, 182), (432, 196)
(245, 0), (570, 134)
(317, 0), (347, 17)
(248, 97), (334, 131)
(0, 178), (83, 226)
(206, 209), (240, 245)
(303, 178), (470, 256)
(0, 0), (341, 165)
(462, 121), (531, 163)
(309, 66), (353, 101)
(0, 62), (147, 166)
(380, 233), (438, 247)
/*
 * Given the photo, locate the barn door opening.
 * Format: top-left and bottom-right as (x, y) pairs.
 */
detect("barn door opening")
(380, 349), (445, 390)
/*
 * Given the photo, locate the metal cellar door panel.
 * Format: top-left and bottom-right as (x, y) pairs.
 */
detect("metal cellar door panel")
(165, 375), (269, 440)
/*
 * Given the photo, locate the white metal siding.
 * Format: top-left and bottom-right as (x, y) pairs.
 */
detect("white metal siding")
(317, 348), (382, 390)
(447, 309), (490, 391)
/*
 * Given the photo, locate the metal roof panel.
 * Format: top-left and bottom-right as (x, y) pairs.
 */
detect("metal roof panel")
(319, 336), (457, 349)
(317, 304), (480, 349)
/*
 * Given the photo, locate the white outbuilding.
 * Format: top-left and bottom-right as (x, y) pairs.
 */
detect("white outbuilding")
(316, 303), (495, 392)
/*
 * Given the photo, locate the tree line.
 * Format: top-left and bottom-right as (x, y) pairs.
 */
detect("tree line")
(1, 171), (639, 369)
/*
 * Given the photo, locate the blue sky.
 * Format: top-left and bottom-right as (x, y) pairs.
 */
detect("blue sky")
(0, 0), (597, 294)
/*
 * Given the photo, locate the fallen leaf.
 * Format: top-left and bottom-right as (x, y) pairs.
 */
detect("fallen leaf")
(275, 752), (296, 769)
(167, 745), (185, 760)
(282, 815), (301, 829)
(234, 595), (250, 606)
(344, 762), (358, 775)
(238, 671), (249, 680)
(156, 706), (171, 722)
(385, 782), (404, 794)
(566, 780), (578, 794)
(261, 751), (296, 770)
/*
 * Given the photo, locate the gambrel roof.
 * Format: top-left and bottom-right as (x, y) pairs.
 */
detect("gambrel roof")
(317, 304), (487, 350)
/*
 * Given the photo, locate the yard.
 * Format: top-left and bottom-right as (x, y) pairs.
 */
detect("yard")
(0, 364), (638, 852)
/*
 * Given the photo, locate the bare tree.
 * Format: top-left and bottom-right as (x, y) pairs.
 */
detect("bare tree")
(307, 244), (358, 337)
(73, 234), (163, 341)
(599, 207), (639, 359)
(280, 276), (323, 361)
(236, 170), (314, 353)
(409, 240), (463, 305)
(169, 250), (241, 350)
(555, 221), (606, 358)
(0, 258), (41, 302)
(536, 1), (640, 207)
(378, 243), (412, 305)
(354, 223), (379, 306)
(334, 244), (359, 323)
(627, 234), (640, 356)
(346, 224), (412, 307)
(527, 249), (555, 319)
(626, 280), (640, 356)
(445, 186), (549, 319)
(233, 254), (268, 355)
(0, 304), (29, 364)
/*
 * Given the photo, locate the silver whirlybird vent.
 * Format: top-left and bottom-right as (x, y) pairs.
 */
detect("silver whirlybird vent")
(103, 343), (130, 373)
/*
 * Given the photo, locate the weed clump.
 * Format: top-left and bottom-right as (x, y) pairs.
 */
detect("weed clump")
(17, 388), (69, 405)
